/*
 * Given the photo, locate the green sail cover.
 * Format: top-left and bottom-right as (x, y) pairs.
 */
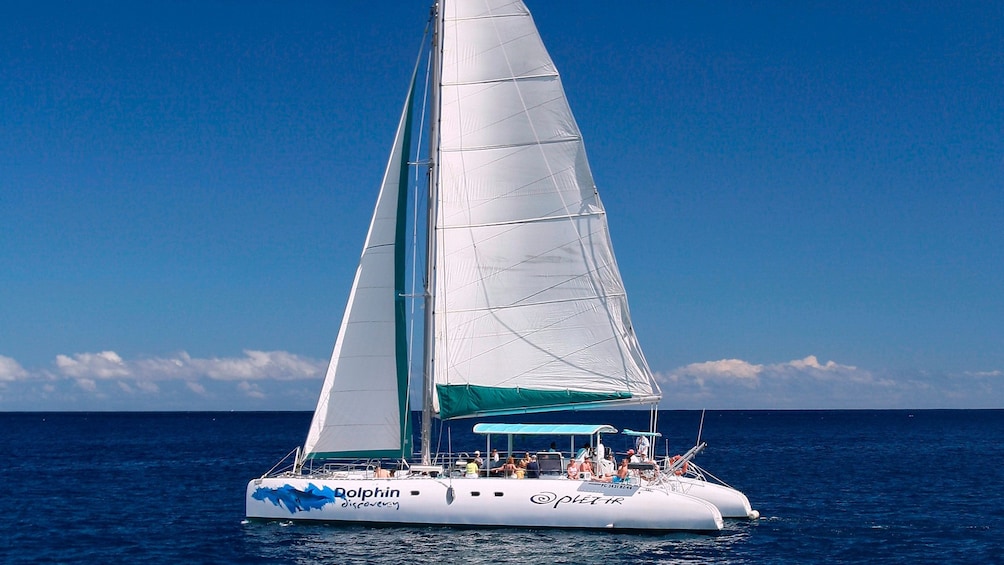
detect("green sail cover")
(437, 384), (632, 419)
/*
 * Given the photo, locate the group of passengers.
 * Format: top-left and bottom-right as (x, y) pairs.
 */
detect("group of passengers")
(465, 449), (540, 478)
(463, 434), (656, 482)
(565, 435), (654, 483)
(565, 447), (631, 483)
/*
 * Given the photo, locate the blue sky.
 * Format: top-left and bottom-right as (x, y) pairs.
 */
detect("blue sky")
(1, 1), (1001, 411)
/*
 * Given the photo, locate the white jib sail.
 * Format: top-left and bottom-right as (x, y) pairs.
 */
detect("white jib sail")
(301, 86), (414, 459)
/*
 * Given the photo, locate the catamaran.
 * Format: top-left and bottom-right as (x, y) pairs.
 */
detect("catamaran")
(246, 0), (757, 531)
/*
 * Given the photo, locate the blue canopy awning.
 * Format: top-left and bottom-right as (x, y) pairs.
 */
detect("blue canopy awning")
(622, 428), (662, 437)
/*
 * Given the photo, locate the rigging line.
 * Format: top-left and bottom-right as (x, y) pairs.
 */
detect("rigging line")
(438, 209), (604, 230)
(441, 70), (559, 87)
(408, 36), (434, 418)
(450, 11), (526, 23)
(436, 0), (465, 388)
(438, 134), (578, 153)
(421, 0), (445, 454)
(404, 16), (434, 460)
(697, 409), (706, 446)
(441, 290), (627, 314)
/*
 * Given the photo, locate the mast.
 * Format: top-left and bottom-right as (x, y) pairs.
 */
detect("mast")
(420, 0), (444, 465)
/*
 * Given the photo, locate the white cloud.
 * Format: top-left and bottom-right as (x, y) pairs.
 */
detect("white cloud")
(965, 370), (1002, 378)
(135, 380), (160, 393)
(0, 350), (326, 407)
(657, 355), (898, 409)
(667, 355), (863, 384)
(0, 355), (29, 381)
(116, 380), (159, 394)
(670, 359), (764, 386)
(76, 378), (98, 392)
(57, 351), (130, 379)
(49, 349), (325, 382)
(787, 355), (843, 371)
(238, 381), (266, 399)
(186, 350), (323, 381)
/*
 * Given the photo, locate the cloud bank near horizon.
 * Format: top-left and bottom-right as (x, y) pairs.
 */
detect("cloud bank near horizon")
(0, 351), (1000, 410)
(656, 355), (1002, 409)
(0, 350), (326, 411)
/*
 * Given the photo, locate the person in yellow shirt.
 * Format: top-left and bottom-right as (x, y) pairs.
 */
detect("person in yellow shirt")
(465, 458), (479, 478)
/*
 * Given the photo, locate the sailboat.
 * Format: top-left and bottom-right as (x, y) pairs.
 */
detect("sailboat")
(246, 0), (756, 531)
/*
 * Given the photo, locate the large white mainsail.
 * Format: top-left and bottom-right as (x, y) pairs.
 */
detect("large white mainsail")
(300, 80), (416, 460)
(432, 0), (661, 419)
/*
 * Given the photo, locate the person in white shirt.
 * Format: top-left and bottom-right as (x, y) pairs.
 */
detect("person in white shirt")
(636, 435), (651, 460)
(596, 448), (616, 477)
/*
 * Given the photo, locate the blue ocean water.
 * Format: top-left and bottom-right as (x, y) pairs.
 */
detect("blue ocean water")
(1, 410), (1001, 563)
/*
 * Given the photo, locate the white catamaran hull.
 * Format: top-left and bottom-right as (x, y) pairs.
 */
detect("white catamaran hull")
(247, 476), (724, 532)
(662, 477), (759, 519)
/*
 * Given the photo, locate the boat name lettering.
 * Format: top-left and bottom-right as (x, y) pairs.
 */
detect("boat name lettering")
(529, 491), (624, 509)
(333, 486), (400, 502)
(340, 499), (401, 510)
(333, 486), (402, 511)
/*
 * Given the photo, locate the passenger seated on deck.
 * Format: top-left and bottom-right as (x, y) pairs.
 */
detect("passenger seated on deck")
(501, 456), (518, 478)
(566, 459), (580, 480)
(596, 448), (616, 477)
(374, 464), (391, 478)
(488, 450), (504, 475)
(613, 457), (630, 483)
(613, 459), (628, 482)
(465, 458), (479, 478)
(591, 452), (615, 483)
(525, 455), (539, 478)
